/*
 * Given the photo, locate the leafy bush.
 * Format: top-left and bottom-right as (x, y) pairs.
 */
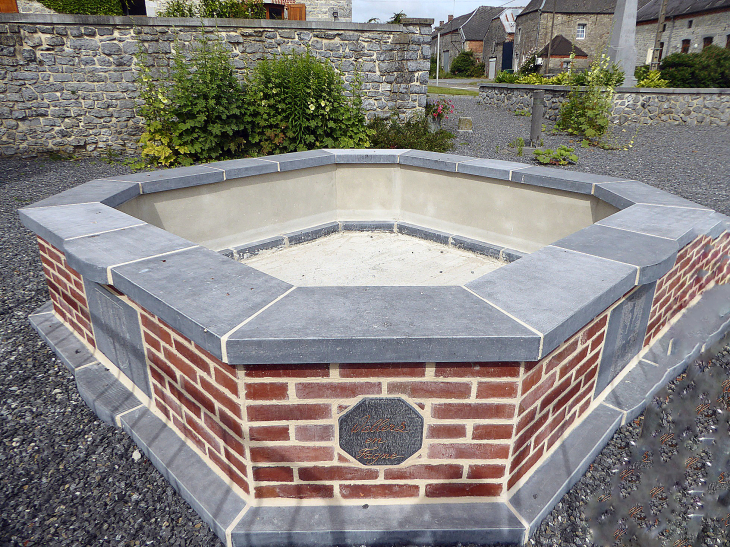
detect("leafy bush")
(634, 64), (651, 82)
(137, 37), (370, 166)
(245, 52), (370, 154)
(137, 34), (249, 166)
(368, 115), (454, 152)
(449, 50), (478, 76)
(37, 0), (123, 15)
(556, 54), (622, 143)
(515, 73), (547, 85)
(494, 70), (518, 83)
(534, 145), (577, 165)
(470, 62), (486, 78)
(660, 45), (730, 88)
(158, 0), (265, 18)
(637, 69), (669, 88)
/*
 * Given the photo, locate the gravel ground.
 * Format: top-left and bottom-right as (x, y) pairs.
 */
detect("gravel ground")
(1, 103), (729, 546)
(442, 95), (730, 216)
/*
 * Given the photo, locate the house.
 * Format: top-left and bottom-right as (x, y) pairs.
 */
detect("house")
(482, 7), (524, 77)
(635, 0), (730, 66)
(513, 0), (656, 73)
(431, 5), (506, 72)
(537, 34), (589, 71)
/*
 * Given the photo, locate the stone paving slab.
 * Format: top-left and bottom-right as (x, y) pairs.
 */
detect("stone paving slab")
(63, 223), (197, 284)
(226, 285), (542, 364)
(25, 178), (140, 209)
(597, 203), (718, 247)
(232, 502), (525, 546)
(120, 406), (247, 542)
(467, 245), (638, 357)
(552, 223), (678, 285)
(110, 247), (292, 359)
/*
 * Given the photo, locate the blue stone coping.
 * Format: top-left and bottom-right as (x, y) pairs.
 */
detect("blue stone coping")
(18, 150), (730, 365)
(27, 282), (730, 546)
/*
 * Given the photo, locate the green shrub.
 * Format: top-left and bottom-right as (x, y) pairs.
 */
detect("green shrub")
(37, 0), (123, 15)
(556, 54), (622, 143)
(367, 115), (454, 152)
(450, 50), (478, 76)
(494, 70), (518, 83)
(637, 69), (669, 88)
(430, 55), (437, 78)
(470, 62), (486, 77)
(245, 51), (370, 155)
(634, 64), (651, 82)
(533, 145), (577, 165)
(137, 33), (249, 166)
(660, 45), (730, 88)
(158, 0), (265, 18)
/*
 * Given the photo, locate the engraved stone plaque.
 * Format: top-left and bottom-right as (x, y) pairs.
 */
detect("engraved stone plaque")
(594, 281), (656, 396)
(338, 397), (424, 465)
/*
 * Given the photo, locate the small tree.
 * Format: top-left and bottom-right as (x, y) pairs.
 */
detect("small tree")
(450, 50), (477, 76)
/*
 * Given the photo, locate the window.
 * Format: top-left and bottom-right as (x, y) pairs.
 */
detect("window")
(688, 19), (693, 28)
(681, 39), (690, 53)
(658, 41), (664, 61)
(703, 36), (713, 49)
(516, 27), (521, 45)
(576, 23), (586, 40)
(662, 23), (666, 32)
(492, 41), (497, 54)
(562, 60), (571, 69)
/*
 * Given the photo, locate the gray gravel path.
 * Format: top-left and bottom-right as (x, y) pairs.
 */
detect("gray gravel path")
(1, 104), (729, 546)
(441, 95), (730, 216)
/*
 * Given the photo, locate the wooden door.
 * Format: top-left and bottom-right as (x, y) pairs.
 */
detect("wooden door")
(287, 3), (306, 21)
(0, 0), (19, 14)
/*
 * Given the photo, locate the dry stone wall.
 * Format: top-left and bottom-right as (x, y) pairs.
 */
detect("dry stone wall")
(479, 83), (730, 126)
(0, 13), (432, 157)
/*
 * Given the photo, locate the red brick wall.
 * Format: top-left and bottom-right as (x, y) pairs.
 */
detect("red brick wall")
(37, 237), (94, 348)
(645, 232), (730, 347)
(243, 362), (519, 501)
(507, 311), (608, 490)
(138, 306), (250, 495)
(35, 230), (730, 503)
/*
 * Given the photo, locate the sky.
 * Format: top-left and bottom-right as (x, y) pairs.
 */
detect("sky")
(351, 0), (526, 25)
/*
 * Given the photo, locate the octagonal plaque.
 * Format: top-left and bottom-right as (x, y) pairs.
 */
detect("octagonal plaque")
(338, 397), (424, 465)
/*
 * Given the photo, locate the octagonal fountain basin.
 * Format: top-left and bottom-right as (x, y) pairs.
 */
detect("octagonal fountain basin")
(20, 149), (730, 547)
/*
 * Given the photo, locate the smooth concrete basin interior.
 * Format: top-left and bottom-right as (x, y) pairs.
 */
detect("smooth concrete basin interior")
(116, 164), (619, 254)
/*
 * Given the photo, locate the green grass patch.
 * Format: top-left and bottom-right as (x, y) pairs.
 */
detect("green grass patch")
(427, 85), (478, 96)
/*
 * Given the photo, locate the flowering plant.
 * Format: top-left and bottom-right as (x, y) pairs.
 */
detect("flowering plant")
(425, 97), (455, 121)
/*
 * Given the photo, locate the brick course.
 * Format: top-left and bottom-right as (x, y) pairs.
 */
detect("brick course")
(37, 237), (94, 348)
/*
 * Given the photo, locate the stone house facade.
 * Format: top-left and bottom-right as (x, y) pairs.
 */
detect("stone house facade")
(635, 0), (730, 67)
(513, 0), (618, 74)
(431, 6), (503, 72)
(482, 7), (523, 77)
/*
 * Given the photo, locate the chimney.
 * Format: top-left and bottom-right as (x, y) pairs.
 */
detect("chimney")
(448, 14), (453, 22)
(440, 20), (444, 26)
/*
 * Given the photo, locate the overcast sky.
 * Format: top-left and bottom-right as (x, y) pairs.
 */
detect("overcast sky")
(351, 0), (525, 25)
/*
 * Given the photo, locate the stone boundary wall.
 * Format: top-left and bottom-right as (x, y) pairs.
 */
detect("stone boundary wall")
(478, 83), (730, 126)
(0, 13), (432, 157)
